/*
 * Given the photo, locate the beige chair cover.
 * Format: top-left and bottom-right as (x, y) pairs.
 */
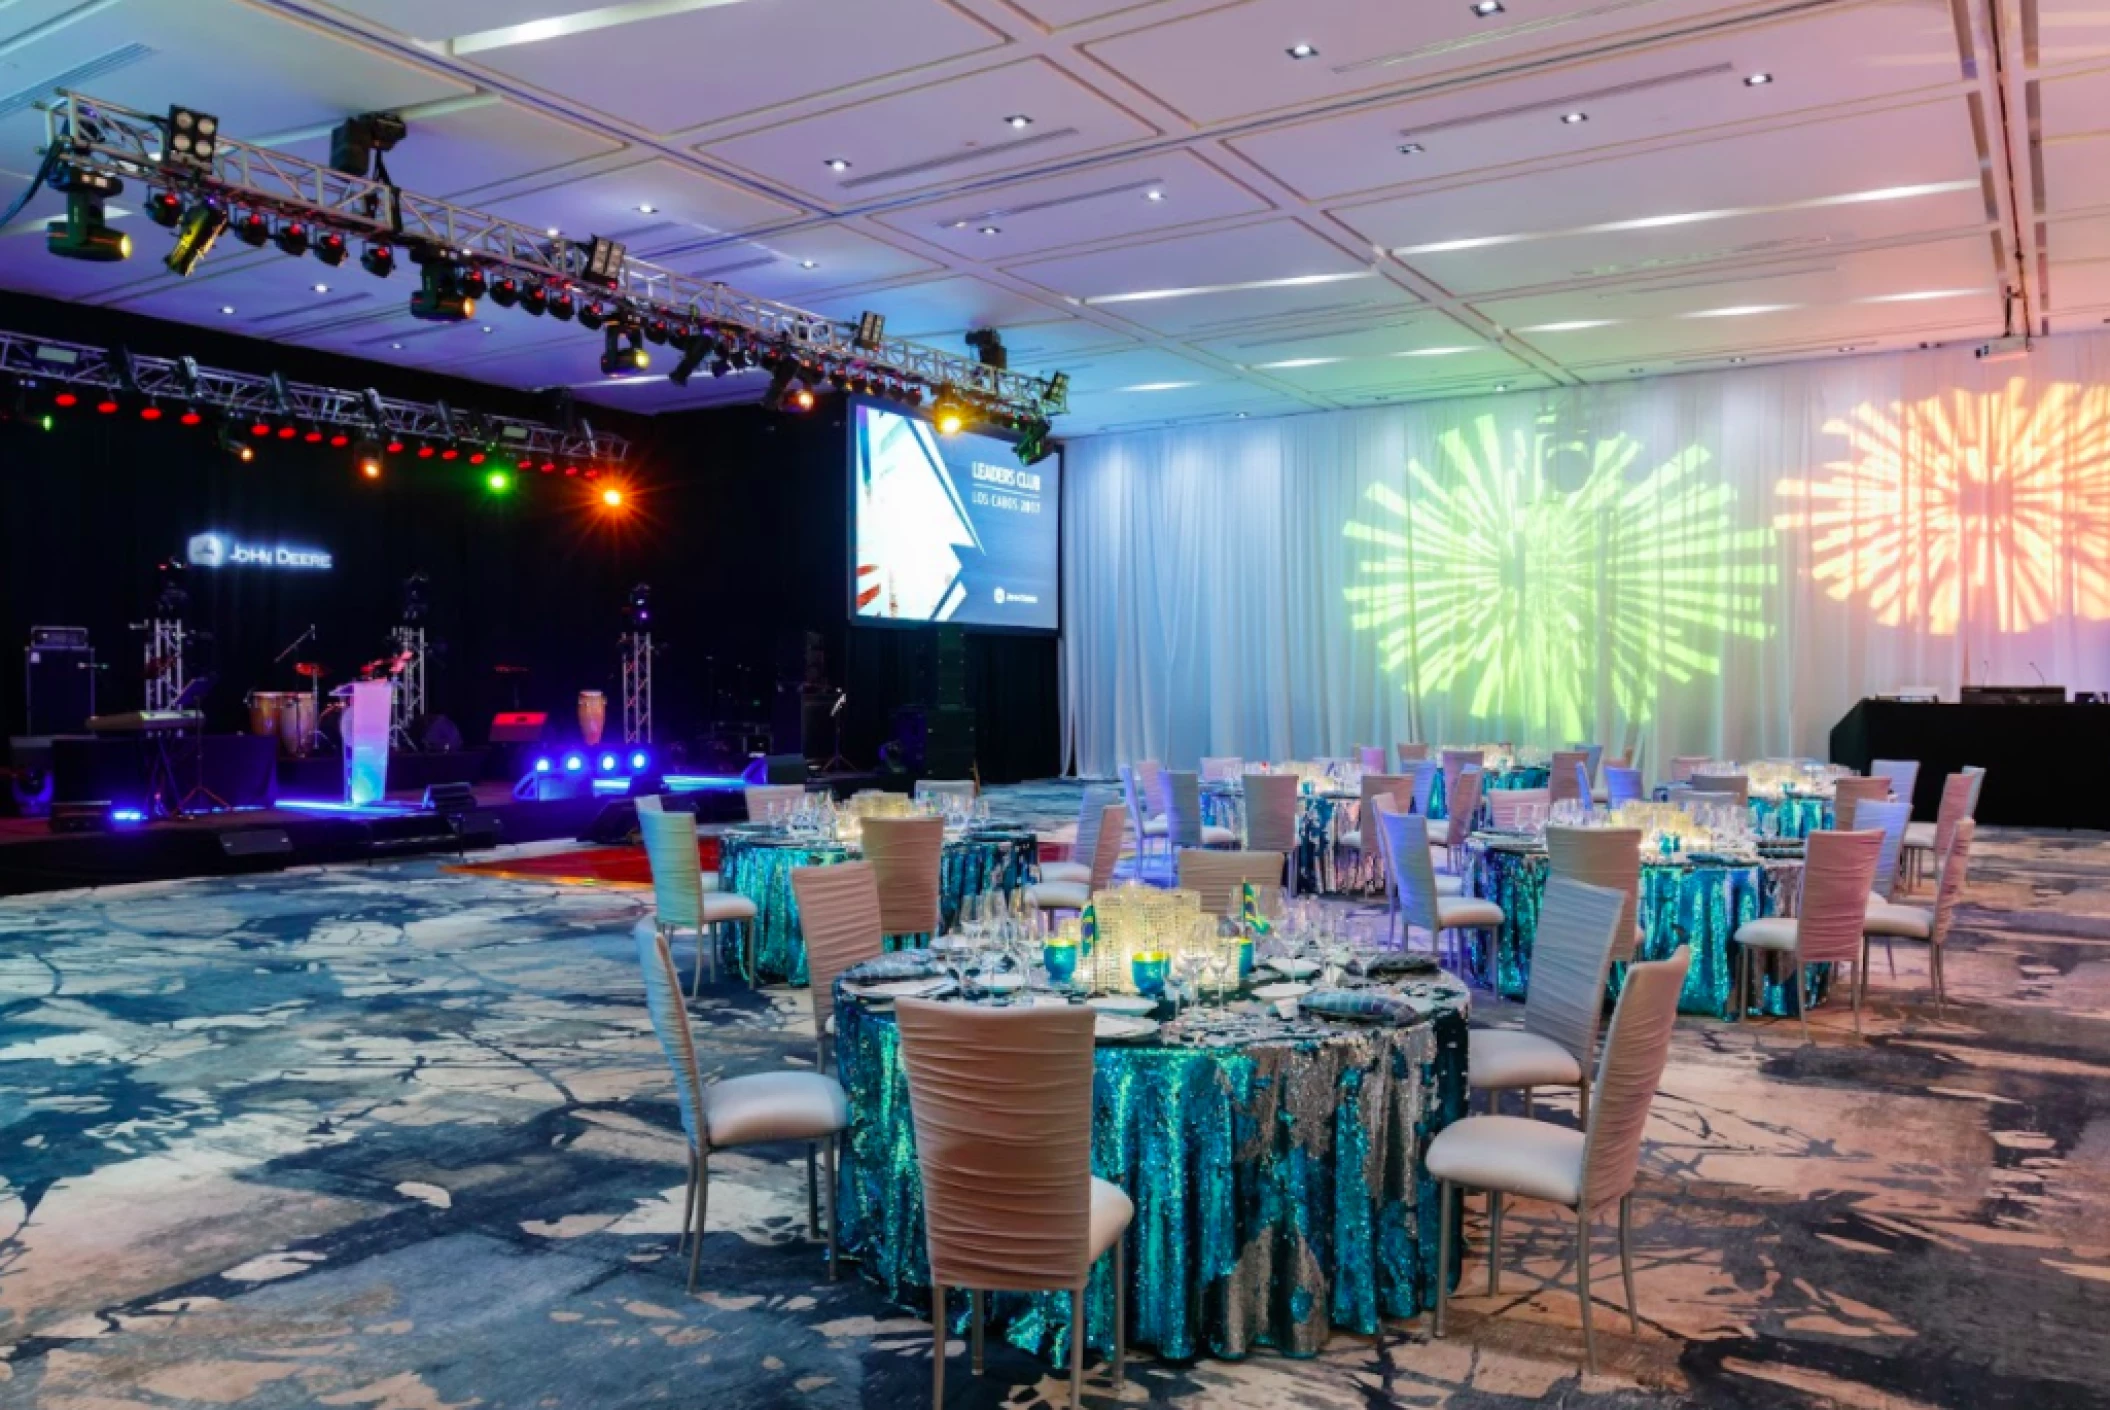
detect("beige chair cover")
(791, 861), (883, 1042)
(1545, 824), (1643, 961)
(1178, 848), (1288, 918)
(640, 807), (709, 930)
(1689, 772), (1749, 803)
(1797, 829), (1883, 965)
(1396, 742), (1430, 765)
(1388, 809), (1444, 934)
(1443, 769), (1483, 848)
(1440, 750), (1484, 813)
(1930, 819), (1975, 949)
(1407, 759), (1441, 815)
(1856, 799), (1912, 900)
(1083, 803), (1126, 892)
(1932, 770), (1978, 857)
(1526, 876), (1630, 1079)
(637, 927), (709, 1155)
(636, 794), (664, 814)
(1668, 755), (1711, 784)
(1579, 946), (1692, 1212)
(894, 998), (1098, 1292)
(863, 816), (945, 937)
(1243, 772), (1301, 856)
(745, 783), (806, 821)
(1549, 751), (1591, 805)
(1165, 770), (1211, 849)
(1831, 776), (1891, 831)
(1357, 745), (1388, 773)
(1486, 787), (1549, 830)
(1869, 759), (1920, 814)
(1568, 742), (1605, 784)
(1134, 760), (1168, 819)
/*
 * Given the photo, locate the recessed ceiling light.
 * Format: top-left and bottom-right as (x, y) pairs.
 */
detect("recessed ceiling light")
(219, 304), (235, 315)
(1398, 142), (1425, 155)
(977, 225), (1001, 236)
(795, 259), (817, 269)
(482, 325), (495, 334)
(390, 342), (404, 350)
(545, 227), (561, 238)
(1493, 382), (1510, 391)
(312, 283), (330, 293)
(1472, 0), (1504, 14)
(1744, 72), (1773, 86)
(1236, 412), (1250, 419)
(1628, 366), (1645, 374)
(1004, 114), (1033, 129)
(824, 157), (851, 172)
(1252, 356), (1342, 369)
(1518, 319), (1618, 332)
(1145, 189), (1165, 202)
(1730, 356), (1747, 363)
(637, 203), (656, 214)
(1836, 345), (1855, 353)
(1688, 303), (1792, 318)
(1561, 111), (1588, 124)
(1287, 41), (1318, 58)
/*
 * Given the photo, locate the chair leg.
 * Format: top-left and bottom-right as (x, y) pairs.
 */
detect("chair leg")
(686, 1155), (709, 1294)
(1577, 1072), (1591, 1130)
(1521, 1087), (1533, 1121)
(1435, 1179), (1452, 1337)
(1576, 1207), (1598, 1375)
(806, 1143), (821, 1241)
(1852, 959), (1864, 1037)
(969, 1289), (984, 1375)
(1068, 1284), (1087, 1408)
(931, 1283), (947, 1408)
(690, 926), (707, 999)
(677, 1153), (695, 1255)
(1797, 962), (1813, 1045)
(1488, 1189), (1503, 1296)
(1932, 939), (1947, 1017)
(823, 1135), (839, 1282)
(1113, 1233), (1127, 1389)
(1618, 1194), (1640, 1335)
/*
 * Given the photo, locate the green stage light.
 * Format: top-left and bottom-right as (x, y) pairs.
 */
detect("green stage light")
(485, 468), (513, 494)
(165, 201), (228, 276)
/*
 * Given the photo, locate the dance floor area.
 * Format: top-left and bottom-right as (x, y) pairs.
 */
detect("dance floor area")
(3, 789), (2107, 1409)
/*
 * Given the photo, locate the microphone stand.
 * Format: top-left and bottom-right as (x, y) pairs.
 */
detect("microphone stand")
(821, 690), (856, 775)
(274, 624), (323, 753)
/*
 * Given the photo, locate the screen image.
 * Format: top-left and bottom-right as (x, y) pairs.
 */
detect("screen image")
(851, 401), (1060, 631)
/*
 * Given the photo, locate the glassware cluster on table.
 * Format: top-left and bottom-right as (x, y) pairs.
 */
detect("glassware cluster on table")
(1730, 758), (1856, 801)
(1482, 797), (1766, 858)
(770, 788), (993, 844)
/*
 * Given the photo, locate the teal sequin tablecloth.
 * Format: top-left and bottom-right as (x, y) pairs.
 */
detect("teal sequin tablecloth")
(1654, 786), (1835, 839)
(834, 977), (1472, 1363)
(1198, 784), (1364, 894)
(717, 825), (1039, 984)
(1428, 765), (1553, 823)
(1464, 838), (1812, 1019)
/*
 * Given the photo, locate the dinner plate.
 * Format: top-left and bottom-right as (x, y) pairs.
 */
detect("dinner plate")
(981, 973), (1025, 994)
(1088, 995), (1157, 1016)
(845, 977), (952, 1001)
(1251, 981), (1313, 1001)
(1262, 957), (1320, 979)
(1094, 1014), (1160, 1043)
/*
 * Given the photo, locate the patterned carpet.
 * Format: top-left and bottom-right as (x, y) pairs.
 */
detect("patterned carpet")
(2, 781), (2107, 1408)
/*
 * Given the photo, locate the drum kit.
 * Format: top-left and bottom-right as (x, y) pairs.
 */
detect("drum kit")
(246, 652), (417, 757)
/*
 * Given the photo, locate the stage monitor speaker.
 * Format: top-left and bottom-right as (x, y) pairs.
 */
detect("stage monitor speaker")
(489, 711), (548, 744)
(764, 752), (808, 785)
(49, 800), (113, 833)
(449, 812), (503, 850)
(423, 781), (478, 817)
(219, 828), (293, 860)
(26, 634), (96, 735)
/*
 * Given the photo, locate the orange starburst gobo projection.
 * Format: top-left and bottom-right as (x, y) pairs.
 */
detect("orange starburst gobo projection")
(1776, 381), (2110, 634)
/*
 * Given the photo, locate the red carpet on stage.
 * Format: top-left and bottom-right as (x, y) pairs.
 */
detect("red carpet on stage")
(443, 838), (719, 888)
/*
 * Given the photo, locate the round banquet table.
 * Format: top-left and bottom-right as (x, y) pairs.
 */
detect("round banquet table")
(1653, 785), (1835, 840)
(1198, 782), (1371, 895)
(716, 824), (1039, 984)
(833, 961), (1471, 1363)
(1427, 764), (1553, 822)
(1464, 835), (1814, 1019)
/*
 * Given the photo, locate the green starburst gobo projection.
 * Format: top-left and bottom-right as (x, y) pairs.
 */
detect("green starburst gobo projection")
(1343, 416), (1775, 738)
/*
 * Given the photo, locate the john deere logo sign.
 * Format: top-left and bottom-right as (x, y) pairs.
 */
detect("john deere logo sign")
(187, 532), (333, 570)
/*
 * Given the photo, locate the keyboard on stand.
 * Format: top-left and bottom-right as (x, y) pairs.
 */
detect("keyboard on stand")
(85, 710), (205, 735)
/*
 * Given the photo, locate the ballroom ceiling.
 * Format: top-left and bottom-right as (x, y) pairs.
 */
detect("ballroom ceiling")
(0, 0), (2103, 434)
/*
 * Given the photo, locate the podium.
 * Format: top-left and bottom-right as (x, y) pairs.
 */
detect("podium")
(343, 680), (393, 805)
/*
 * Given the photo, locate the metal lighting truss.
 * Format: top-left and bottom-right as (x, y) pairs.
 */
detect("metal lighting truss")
(40, 91), (1068, 421)
(620, 632), (652, 745)
(0, 328), (626, 463)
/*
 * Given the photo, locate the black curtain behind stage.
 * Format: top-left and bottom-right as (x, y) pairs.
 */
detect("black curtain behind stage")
(0, 293), (1061, 782)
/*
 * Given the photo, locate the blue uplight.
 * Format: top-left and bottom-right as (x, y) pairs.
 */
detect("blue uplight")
(598, 753), (619, 773)
(534, 757), (552, 774)
(111, 808), (146, 824)
(629, 750), (648, 771)
(563, 754), (585, 773)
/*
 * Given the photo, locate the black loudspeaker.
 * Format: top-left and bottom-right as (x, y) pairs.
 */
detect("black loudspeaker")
(219, 828), (293, 860)
(26, 636), (96, 735)
(423, 781), (478, 817)
(416, 714), (464, 752)
(764, 752), (808, 785)
(49, 800), (113, 833)
(924, 707), (976, 779)
(449, 812), (503, 849)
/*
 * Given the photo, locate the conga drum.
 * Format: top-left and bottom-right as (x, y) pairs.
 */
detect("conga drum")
(282, 693), (317, 757)
(577, 690), (607, 746)
(248, 691), (289, 743)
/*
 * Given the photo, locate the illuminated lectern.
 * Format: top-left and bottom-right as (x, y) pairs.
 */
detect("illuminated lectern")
(342, 679), (393, 805)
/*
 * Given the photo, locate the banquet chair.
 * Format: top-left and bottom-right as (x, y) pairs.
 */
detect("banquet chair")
(1604, 766), (1645, 809)
(1486, 787), (1549, 831)
(1549, 751), (1591, 806)
(1179, 848), (1293, 919)
(1438, 769), (1485, 874)
(1441, 749), (1485, 815)
(1545, 824), (1645, 963)
(745, 783), (807, 822)
(1118, 765), (1170, 880)
(1902, 766), (1982, 890)
(1689, 772), (1749, 804)
(1026, 804), (1125, 929)
(1830, 776), (1891, 831)
(1667, 755), (1711, 785)
(639, 805), (759, 993)
(863, 816), (946, 943)
(1384, 807), (1503, 968)
(1429, 946), (1690, 1374)
(1340, 772), (1410, 873)
(1397, 742), (1430, 766)
(1199, 756), (1244, 782)
(1357, 744), (1388, 773)
(1855, 799), (1913, 906)
(1401, 759), (1440, 815)
(1135, 759), (1170, 825)
(1372, 799), (1461, 929)
(914, 779), (978, 807)
(1733, 828), (1882, 1041)
(1165, 770), (1238, 851)
(1869, 759), (1921, 817)
(635, 795), (719, 890)
(636, 926), (846, 1293)
(1568, 742), (1605, 785)
(1039, 785), (1120, 886)
(1864, 819), (1974, 1016)
(894, 999), (1131, 1409)
(1468, 875), (1627, 1125)
(790, 861), (883, 1072)
(1243, 772), (1303, 895)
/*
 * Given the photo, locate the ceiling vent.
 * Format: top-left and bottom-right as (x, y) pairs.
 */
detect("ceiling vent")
(1398, 63), (1732, 139)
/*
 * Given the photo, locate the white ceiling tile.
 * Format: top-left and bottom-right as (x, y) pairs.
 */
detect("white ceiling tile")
(266, 97), (625, 202)
(799, 275), (1074, 338)
(480, 157), (802, 254)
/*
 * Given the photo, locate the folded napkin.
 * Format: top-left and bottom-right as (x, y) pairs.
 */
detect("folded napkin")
(840, 953), (942, 985)
(1301, 989), (1428, 1025)
(1351, 951), (1440, 979)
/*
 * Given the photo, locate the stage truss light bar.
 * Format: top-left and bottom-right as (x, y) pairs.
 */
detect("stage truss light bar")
(38, 90), (1066, 422)
(1, 327), (628, 466)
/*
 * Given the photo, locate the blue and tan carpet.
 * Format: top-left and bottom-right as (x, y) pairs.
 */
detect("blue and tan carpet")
(1, 782), (2107, 1407)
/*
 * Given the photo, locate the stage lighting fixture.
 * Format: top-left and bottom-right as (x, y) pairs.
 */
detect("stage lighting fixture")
(54, 392), (79, 409)
(625, 582), (653, 629)
(1015, 418), (1056, 466)
(584, 236), (627, 286)
(440, 446), (459, 461)
(761, 363), (797, 411)
(855, 310), (886, 350)
(146, 189), (183, 228)
(329, 112), (406, 178)
(1047, 370), (1070, 407)
(47, 190), (131, 262)
(278, 424), (299, 440)
(356, 439), (384, 479)
(600, 486), (624, 508)
(645, 318), (672, 346)
(485, 468), (512, 493)
(233, 211), (270, 247)
(600, 326), (649, 377)
(629, 750), (649, 772)
(96, 395), (119, 415)
(563, 753), (585, 773)
(598, 753), (618, 774)
(360, 241), (396, 277)
(303, 426), (325, 443)
(416, 443), (435, 459)
(521, 284), (549, 316)
(548, 290), (577, 322)
(789, 384), (816, 412)
(164, 106), (220, 169)
(163, 200), (228, 276)
(139, 402), (162, 421)
(180, 407), (203, 426)
(410, 264), (475, 322)
(666, 332), (711, 387)
(329, 431), (350, 448)
(314, 232), (348, 267)
(468, 449), (487, 465)
(274, 221), (310, 257)
(966, 327), (1008, 370)
(217, 423), (254, 462)
(534, 757), (552, 774)
(931, 388), (966, 435)
(458, 267), (488, 300)
(489, 276), (521, 308)
(578, 301), (608, 332)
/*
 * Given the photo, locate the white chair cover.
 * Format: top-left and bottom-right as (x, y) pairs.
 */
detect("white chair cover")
(863, 816), (945, 937)
(1545, 825), (1643, 961)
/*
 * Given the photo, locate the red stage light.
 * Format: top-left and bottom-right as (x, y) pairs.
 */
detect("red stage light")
(278, 426), (298, 439)
(139, 406), (163, 421)
(563, 465), (578, 476)
(329, 432), (349, 448)
(251, 422), (271, 437)
(440, 447), (459, 461)
(304, 429), (324, 443)
(54, 392), (78, 408)
(180, 410), (203, 426)
(538, 462), (555, 474)
(417, 445), (435, 459)
(96, 398), (118, 415)
(468, 451), (485, 465)
(584, 467), (599, 479)
(600, 487), (624, 508)
(386, 440), (404, 453)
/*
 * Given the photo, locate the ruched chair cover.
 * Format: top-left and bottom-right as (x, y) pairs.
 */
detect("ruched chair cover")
(790, 860), (883, 1069)
(1830, 775), (1891, 831)
(1357, 744), (1388, 772)
(1903, 766), (1983, 888)
(1242, 772), (1302, 893)
(1604, 766), (1645, 808)
(1119, 764), (1169, 879)
(1429, 946), (1691, 1372)
(893, 998), (1131, 1406)
(1865, 818), (1974, 1014)
(639, 805), (758, 993)
(1340, 772), (1408, 861)
(1485, 787), (1548, 831)
(1440, 750), (1484, 816)
(1668, 755), (1711, 785)
(1026, 804), (1124, 925)
(1134, 759), (1169, 823)
(1407, 759), (1441, 815)
(1166, 770), (1237, 850)
(1199, 756), (1244, 782)
(1441, 768), (1485, 859)
(1545, 825), (1643, 962)
(914, 779), (978, 806)
(1854, 798), (1912, 903)
(636, 927), (846, 1292)
(1734, 828), (1882, 1040)
(745, 783), (807, 821)
(1178, 848), (1291, 919)
(1396, 741), (1430, 766)
(1040, 785), (1120, 886)
(1385, 807), (1503, 965)
(1468, 875), (1627, 1123)
(1568, 742), (1605, 784)
(1689, 772), (1749, 803)
(1549, 751), (1591, 805)
(1869, 758), (1921, 815)
(637, 795), (718, 888)
(862, 816), (945, 941)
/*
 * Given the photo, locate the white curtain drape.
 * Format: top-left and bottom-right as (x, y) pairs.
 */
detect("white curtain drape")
(1061, 333), (2110, 777)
